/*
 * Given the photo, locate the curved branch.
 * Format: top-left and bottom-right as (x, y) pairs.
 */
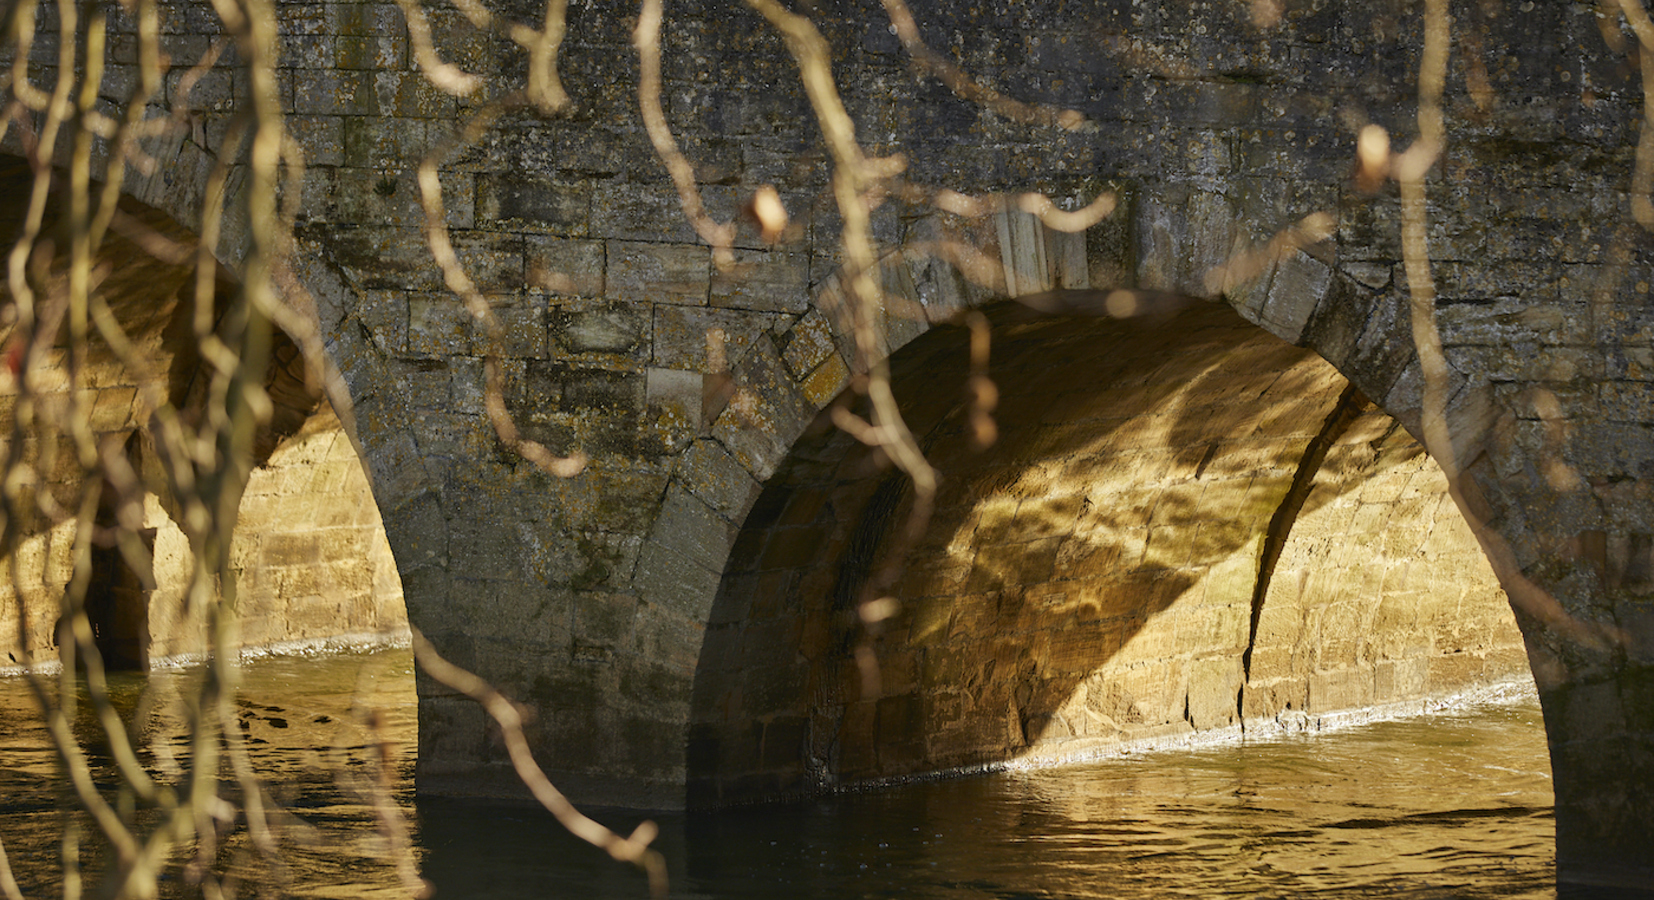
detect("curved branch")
(412, 631), (668, 899)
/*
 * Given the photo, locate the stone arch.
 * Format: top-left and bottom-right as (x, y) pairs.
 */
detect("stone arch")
(0, 152), (406, 668)
(684, 291), (1528, 805)
(649, 189), (1528, 799)
(9, 0), (1653, 888)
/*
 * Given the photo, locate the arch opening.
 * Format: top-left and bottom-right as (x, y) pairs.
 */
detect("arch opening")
(689, 300), (1534, 806)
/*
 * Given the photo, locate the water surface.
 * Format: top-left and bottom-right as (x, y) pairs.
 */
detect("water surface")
(0, 649), (1557, 898)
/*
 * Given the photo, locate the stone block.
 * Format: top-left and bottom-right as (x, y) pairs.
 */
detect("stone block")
(485, 295), (548, 359)
(335, 30), (407, 71)
(677, 440), (762, 522)
(591, 180), (733, 243)
(372, 71), (456, 118)
(1299, 275), (1374, 376)
(652, 306), (783, 373)
(1346, 294), (1418, 406)
(1437, 295), (1590, 350)
(277, 4), (329, 37)
(1258, 248), (1332, 345)
(551, 301), (649, 359)
(89, 387), (137, 432)
(645, 367), (702, 437)
(618, 662), (695, 726)
(1136, 186), (1238, 297)
(166, 62), (242, 113)
(573, 592), (639, 647)
(424, 8), (495, 77)
(326, 2), (406, 38)
(290, 69), (378, 116)
(288, 115), (345, 167)
(1186, 655), (1243, 729)
(527, 238), (605, 296)
(996, 207), (1052, 298)
(1373, 656), (1429, 702)
(800, 354), (850, 409)
(552, 367), (645, 414)
(711, 348), (819, 481)
(343, 116), (428, 169)
(631, 600), (706, 670)
(407, 294), (475, 357)
(330, 226), (444, 291)
(609, 241), (710, 305)
(711, 249), (811, 313)
(380, 488), (447, 570)
(632, 540), (722, 616)
(333, 167), (467, 229)
(647, 486), (736, 574)
(1307, 666), (1372, 713)
(1240, 678), (1304, 721)
(277, 31), (334, 69)
(777, 309), (834, 378)
(452, 232), (525, 292)
(478, 176), (591, 234)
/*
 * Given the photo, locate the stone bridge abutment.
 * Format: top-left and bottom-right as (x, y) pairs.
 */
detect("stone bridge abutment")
(8, 0), (1654, 889)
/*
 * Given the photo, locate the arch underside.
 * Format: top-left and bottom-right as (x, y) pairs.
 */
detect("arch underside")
(690, 301), (1528, 805)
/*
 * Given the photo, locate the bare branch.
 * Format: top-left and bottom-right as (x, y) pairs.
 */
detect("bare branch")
(634, 0), (738, 266)
(1618, 0), (1654, 227)
(394, 0), (485, 97)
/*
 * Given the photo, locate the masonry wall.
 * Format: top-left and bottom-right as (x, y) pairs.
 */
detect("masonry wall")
(1242, 406), (1527, 720)
(253, 0), (1654, 810)
(228, 404), (408, 654)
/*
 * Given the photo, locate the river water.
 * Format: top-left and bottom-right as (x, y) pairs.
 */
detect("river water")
(0, 648), (1560, 899)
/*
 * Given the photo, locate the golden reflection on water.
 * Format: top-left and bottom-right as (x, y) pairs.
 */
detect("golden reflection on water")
(0, 648), (418, 899)
(0, 650), (1555, 899)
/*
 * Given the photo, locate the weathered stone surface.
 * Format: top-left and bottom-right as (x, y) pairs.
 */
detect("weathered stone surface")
(12, 0), (1654, 885)
(608, 241), (710, 306)
(710, 249), (811, 313)
(479, 177), (591, 234)
(651, 305), (785, 372)
(528, 238), (605, 297)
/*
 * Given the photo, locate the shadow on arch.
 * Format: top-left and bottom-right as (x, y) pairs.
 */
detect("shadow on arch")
(687, 298), (1532, 807)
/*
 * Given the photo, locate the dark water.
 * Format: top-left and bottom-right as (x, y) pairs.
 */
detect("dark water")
(0, 649), (1559, 899)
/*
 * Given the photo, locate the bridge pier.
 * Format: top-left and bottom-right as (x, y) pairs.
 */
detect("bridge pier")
(1536, 651), (1654, 890)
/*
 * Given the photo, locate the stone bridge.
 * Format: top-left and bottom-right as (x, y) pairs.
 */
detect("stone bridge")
(6, 0), (1654, 891)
